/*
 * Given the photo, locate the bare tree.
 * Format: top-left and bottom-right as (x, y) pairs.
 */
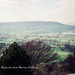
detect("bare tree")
(22, 40), (58, 66)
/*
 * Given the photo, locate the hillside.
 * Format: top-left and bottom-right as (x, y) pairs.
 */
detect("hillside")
(68, 23), (75, 26)
(0, 21), (75, 33)
(0, 21), (75, 43)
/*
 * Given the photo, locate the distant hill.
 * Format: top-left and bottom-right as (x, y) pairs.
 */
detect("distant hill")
(68, 23), (75, 26)
(0, 21), (75, 43)
(0, 21), (75, 33)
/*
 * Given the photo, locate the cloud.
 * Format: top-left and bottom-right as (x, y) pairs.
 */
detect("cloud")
(0, 0), (74, 23)
(0, 0), (37, 7)
(57, 0), (75, 9)
(52, 0), (75, 23)
(0, 0), (38, 22)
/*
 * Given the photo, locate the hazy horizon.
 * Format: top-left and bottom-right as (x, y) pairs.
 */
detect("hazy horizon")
(0, 0), (75, 24)
(0, 21), (75, 26)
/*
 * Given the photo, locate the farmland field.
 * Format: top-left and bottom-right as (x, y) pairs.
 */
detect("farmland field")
(0, 21), (75, 62)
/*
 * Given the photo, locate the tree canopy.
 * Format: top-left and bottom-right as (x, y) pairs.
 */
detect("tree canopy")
(0, 42), (32, 75)
(22, 40), (59, 66)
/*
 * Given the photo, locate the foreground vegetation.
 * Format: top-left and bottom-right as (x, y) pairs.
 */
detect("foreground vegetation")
(0, 40), (75, 75)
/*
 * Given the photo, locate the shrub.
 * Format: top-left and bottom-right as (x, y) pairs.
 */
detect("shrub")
(63, 52), (75, 73)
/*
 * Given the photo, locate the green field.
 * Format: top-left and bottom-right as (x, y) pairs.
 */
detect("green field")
(0, 22), (75, 62)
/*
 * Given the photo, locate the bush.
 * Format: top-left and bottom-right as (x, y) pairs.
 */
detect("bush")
(63, 52), (75, 73)
(64, 44), (75, 52)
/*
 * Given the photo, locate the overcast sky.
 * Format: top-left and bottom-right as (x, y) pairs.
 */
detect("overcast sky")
(0, 0), (75, 24)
